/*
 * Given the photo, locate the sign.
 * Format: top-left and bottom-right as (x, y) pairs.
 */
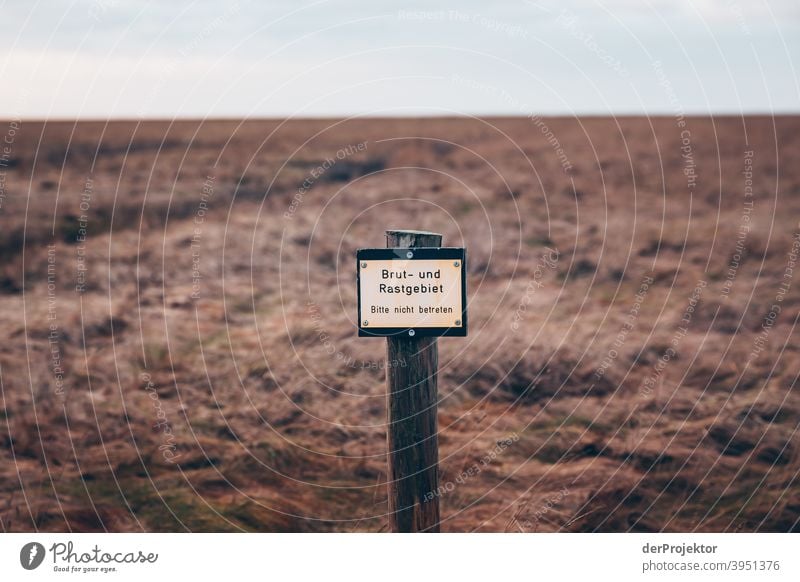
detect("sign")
(357, 247), (467, 337)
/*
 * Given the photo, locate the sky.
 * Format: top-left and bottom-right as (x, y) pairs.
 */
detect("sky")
(1, 0), (798, 118)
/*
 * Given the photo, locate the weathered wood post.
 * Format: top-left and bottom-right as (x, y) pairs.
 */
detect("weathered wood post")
(357, 229), (466, 532)
(385, 229), (442, 532)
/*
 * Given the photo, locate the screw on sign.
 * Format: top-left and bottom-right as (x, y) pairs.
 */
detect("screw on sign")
(356, 229), (468, 532)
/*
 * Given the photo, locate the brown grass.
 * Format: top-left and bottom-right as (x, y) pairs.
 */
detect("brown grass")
(0, 116), (799, 532)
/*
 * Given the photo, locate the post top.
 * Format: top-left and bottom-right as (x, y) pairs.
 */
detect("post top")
(385, 229), (442, 237)
(385, 229), (443, 248)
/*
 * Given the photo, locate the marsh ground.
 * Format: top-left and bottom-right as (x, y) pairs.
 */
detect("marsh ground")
(1, 116), (798, 532)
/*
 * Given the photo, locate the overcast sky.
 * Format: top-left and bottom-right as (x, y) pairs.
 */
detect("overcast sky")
(1, 0), (798, 118)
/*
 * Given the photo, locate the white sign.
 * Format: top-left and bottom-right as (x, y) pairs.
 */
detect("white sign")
(357, 248), (467, 336)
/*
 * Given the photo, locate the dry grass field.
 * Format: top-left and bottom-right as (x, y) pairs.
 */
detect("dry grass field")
(0, 116), (798, 532)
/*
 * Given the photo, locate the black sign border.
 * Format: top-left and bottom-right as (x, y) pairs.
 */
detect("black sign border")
(357, 247), (467, 338)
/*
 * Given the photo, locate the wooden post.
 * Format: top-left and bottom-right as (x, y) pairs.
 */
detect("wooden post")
(385, 229), (441, 532)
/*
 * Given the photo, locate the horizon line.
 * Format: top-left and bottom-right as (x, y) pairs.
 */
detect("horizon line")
(3, 110), (799, 123)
